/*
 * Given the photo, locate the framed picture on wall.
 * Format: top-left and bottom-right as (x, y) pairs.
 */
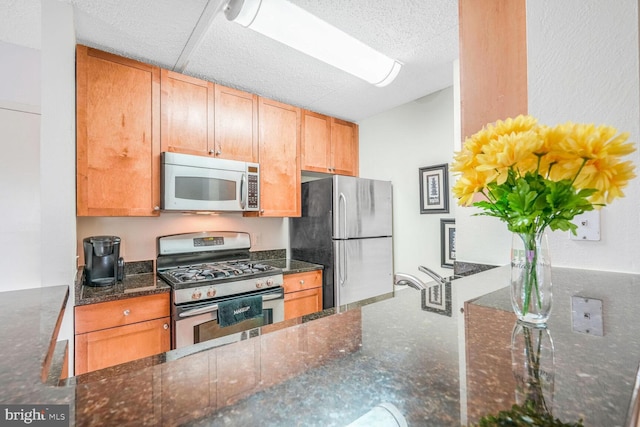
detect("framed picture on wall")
(440, 218), (456, 268)
(419, 164), (449, 214)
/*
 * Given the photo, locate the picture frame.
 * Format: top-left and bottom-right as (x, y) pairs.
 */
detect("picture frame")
(440, 218), (456, 268)
(419, 164), (449, 214)
(420, 283), (452, 317)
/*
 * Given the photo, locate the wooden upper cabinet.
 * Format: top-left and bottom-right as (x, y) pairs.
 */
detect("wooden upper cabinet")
(215, 84), (258, 162)
(160, 75), (258, 162)
(160, 69), (214, 156)
(256, 97), (301, 217)
(300, 110), (358, 176)
(301, 110), (331, 173)
(330, 118), (359, 176)
(76, 45), (161, 216)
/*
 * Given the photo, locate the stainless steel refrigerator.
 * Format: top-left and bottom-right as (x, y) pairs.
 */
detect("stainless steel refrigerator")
(290, 175), (393, 309)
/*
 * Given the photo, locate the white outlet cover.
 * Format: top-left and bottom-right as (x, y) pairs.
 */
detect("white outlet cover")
(570, 210), (600, 241)
(571, 296), (603, 336)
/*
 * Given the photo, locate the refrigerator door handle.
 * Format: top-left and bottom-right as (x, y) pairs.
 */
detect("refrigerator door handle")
(339, 192), (348, 239)
(341, 240), (348, 286)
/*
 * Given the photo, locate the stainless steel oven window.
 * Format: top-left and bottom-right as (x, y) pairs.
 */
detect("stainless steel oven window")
(175, 176), (236, 201)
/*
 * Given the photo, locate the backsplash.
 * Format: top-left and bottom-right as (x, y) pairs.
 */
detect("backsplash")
(76, 214), (288, 264)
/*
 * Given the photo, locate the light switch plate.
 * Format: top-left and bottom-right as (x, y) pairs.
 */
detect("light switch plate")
(571, 296), (603, 336)
(570, 210), (600, 241)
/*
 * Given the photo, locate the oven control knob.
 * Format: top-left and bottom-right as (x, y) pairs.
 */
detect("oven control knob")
(192, 291), (202, 300)
(256, 281), (264, 289)
(207, 289), (216, 298)
(266, 278), (274, 287)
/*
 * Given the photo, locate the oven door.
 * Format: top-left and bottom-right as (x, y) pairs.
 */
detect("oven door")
(172, 287), (284, 349)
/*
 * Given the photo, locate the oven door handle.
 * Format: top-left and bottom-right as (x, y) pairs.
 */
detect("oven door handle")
(177, 292), (283, 318)
(178, 303), (218, 318)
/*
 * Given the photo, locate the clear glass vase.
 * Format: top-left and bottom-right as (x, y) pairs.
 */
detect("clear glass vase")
(510, 231), (552, 325)
(511, 321), (555, 415)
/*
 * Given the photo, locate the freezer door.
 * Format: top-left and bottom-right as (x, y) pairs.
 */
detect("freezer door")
(334, 237), (393, 307)
(333, 176), (392, 239)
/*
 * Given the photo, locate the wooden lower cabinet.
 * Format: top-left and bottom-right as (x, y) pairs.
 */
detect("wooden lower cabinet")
(283, 270), (323, 320)
(74, 293), (170, 375)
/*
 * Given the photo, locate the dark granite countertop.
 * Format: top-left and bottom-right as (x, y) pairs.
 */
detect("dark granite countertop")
(3, 266), (640, 426)
(0, 285), (72, 406)
(75, 260), (171, 306)
(75, 257), (318, 306)
(260, 258), (323, 274)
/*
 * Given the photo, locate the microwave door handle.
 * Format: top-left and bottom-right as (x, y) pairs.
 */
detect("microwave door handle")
(178, 304), (218, 318)
(239, 173), (247, 210)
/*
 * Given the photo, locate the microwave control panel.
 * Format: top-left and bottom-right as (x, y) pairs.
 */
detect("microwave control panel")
(247, 173), (259, 209)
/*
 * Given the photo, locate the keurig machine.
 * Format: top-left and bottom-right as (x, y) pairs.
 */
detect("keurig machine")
(83, 236), (125, 286)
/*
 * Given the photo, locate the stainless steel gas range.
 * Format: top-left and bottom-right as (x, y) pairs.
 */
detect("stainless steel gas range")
(156, 231), (284, 349)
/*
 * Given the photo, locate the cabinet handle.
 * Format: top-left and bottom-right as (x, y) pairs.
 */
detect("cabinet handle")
(216, 150), (222, 156)
(153, 206), (160, 211)
(123, 309), (130, 316)
(299, 280), (305, 285)
(163, 323), (169, 330)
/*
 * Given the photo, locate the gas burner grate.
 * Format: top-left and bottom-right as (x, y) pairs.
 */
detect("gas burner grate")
(160, 261), (277, 286)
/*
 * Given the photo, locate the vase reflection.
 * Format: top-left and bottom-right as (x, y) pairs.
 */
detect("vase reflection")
(511, 321), (555, 415)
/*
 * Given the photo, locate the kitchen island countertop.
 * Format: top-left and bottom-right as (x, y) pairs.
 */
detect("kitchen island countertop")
(3, 265), (640, 426)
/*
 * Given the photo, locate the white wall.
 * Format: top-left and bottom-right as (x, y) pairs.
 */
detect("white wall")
(0, 42), (41, 292)
(358, 87), (456, 279)
(0, 107), (41, 291)
(456, 0), (640, 274)
(41, 0), (77, 373)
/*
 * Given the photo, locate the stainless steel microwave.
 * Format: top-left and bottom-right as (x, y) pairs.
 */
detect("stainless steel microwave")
(161, 152), (259, 212)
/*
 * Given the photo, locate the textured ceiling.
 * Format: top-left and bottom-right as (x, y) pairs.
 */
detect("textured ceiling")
(1, 0), (459, 122)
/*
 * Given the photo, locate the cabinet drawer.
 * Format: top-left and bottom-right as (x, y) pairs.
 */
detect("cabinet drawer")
(283, 270), (322, 294)
(75, 293), (170, 334)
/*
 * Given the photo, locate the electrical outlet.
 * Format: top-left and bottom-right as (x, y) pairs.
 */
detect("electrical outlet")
(252, 232), (262, 246)
(570, 210), (600, 241)
(571, 296), (603, 336)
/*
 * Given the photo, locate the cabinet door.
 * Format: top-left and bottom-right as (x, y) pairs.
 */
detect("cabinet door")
(256, 97), (301, 217)
(300, 110), (331, 173)
(75, 317), (170, 375)
(330, 118), (359, 176)
(284, 288), (323, 320)
(160, 69), (214, 156)
(76, 45), (161, 216)
(214, 84), (258, 162)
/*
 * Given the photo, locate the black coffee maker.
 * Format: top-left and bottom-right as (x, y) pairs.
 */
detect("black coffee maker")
(83, 236), (125, 286)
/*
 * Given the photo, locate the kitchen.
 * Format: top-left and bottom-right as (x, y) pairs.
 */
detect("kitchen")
(2, 0), (640, 425)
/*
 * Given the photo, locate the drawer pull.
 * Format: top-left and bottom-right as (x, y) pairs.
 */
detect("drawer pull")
(163, 323), (169, 330)
(299, 280), (305, 285)
(123, 309), (130, 316)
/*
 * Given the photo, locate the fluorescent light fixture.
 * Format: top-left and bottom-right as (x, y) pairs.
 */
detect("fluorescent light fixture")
(224, 0), (402, 87)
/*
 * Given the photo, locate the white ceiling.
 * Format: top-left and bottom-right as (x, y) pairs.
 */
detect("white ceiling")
(0, 0), (459, 122)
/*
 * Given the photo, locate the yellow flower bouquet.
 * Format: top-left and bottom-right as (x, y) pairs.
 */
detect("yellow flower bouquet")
(452, 115), (636, 323)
